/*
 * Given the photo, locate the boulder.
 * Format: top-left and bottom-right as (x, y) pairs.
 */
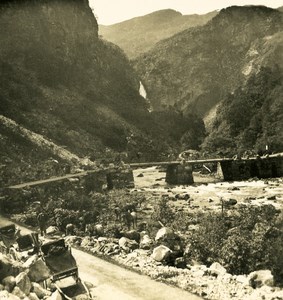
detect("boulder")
(155, 227), (183, 252)
(100, 242), (120, 255)
(27, 258), (51, 282)
(22, 255), (38, 269)
(97, 237), (108, 243)
(2, 276), (16, 292)
(151, 245), (172, 262)
(209, 262), (227, 277)
(81, 237), (94, 248)
(11, 286), (26, 299)
(118, 237), (138, 253)
(46, 226), (60, 235)
(0, 284), (4, 291)
(174, 257), (186, 269)
(0, 254), (25, 281)
(0, 290), (20, 300)
(15, 272), (31, 295)
(31, 283), (51, 299)
(64, 236), (82, 246)
(175, 193), (190, 200)
(248, 270), (274, 288)
(121, 231), (140, 243)
(139, 234), (153, 250)
(28, 292), (40, 300)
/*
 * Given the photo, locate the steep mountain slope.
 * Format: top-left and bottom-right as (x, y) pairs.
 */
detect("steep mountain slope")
(1, 0), (157, 155)
(133, 6), (283, 120)
(202, 65), (283, 155)
(0, 0), (206, 186)
(99, 9), (217, 59)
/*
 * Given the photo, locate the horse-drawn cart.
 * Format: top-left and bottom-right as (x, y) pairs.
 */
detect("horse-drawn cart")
(41, 238), (92, 299)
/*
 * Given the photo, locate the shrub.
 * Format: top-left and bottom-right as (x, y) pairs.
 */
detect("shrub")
(190, 212), (228, 265)
(151, 198), (175, 227)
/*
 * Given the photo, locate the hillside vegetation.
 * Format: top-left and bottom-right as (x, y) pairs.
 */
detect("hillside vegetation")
(99, 9), (217, 59)
(133, 6), (283, 154)
(0, 0), (206, 185)
(202, 65), (283, 155)
(134, 6), (282, 118)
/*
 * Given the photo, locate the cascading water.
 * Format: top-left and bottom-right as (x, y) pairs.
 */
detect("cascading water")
(139, 81), (153, 112)
(139, 81), (147, 98)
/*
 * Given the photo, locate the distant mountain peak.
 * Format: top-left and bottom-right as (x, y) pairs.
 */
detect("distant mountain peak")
(100, 9), (217, 58)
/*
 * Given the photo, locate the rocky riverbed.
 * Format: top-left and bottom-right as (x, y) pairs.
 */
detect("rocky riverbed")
(62, 169), (283, 300)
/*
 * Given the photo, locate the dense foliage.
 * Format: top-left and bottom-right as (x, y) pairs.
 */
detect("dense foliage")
(202, 66), (283, 155)
(147, 197), (283, 285)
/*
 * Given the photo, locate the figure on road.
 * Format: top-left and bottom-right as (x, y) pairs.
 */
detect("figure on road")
(37, 212), (48, 236)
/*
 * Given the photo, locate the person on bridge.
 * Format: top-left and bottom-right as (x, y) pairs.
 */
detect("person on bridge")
(37, 212), (48, 236)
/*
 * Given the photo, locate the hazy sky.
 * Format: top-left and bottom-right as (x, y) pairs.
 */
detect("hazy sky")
(89, 0), (283, 25)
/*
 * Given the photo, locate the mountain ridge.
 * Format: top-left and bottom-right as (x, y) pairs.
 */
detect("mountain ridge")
(133, 5), (283, 118)
(99, 9), (217, 59)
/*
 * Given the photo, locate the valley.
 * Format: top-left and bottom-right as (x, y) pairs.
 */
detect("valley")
(0, 1), (282, 299)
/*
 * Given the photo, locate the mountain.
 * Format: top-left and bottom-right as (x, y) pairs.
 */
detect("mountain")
(133, 6), (283, 121)
(0, 0), (206, 185)
(99, 9), (217, 59)
(202, 64), (283, 155)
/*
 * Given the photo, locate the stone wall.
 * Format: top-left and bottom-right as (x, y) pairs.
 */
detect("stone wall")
(166, 164), (194, 185)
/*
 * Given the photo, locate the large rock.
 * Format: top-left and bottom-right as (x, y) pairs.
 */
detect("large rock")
(155, 227), (183, 252)
(46, 226), (60, 235)
(11, 286), (26, 299)
(209, 262), (227, 277)
(31, 283), (51, 299)
(2, 276), (16, 292)
(121, 230), (140, 243)
(29, 293), (40, 300)
(139, 234), (153, 250)
(81, 237), (94, 248)
(0, 254), (25, 281)
(151, 245), (172, 262)
(118, 237), (138, 253)
(27, 258), (51, 282)
(15, 272), (31, 295)
(248, 270), (274, 288)
(0, 290), (20, 300)
(174, 257), (186, 269)
(64, 236), (82, 246)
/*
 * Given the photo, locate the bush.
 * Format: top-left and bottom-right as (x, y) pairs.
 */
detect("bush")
(190, 212), (228, 265)
(151, 198), (175, 227)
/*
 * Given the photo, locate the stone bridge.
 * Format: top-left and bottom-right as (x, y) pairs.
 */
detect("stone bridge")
(3, 154), (283, 198)
(130, 153), (283, 185)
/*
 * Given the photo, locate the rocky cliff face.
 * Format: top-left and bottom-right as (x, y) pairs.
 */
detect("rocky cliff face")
(0, 0), (161, 162)
(100, 9), (217, 59)
(0, 0), (207, 186)
(133, 6), (283, 119)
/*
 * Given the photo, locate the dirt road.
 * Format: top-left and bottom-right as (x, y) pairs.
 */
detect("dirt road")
(73, 249), (202, 300)
(0, 215), (201, 300)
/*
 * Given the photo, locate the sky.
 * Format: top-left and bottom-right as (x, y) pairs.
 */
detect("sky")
(89, 0), (283, 25)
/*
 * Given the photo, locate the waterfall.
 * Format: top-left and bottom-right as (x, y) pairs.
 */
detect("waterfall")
(139, 81), (147, 99)
(139, 81), (153, 112)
